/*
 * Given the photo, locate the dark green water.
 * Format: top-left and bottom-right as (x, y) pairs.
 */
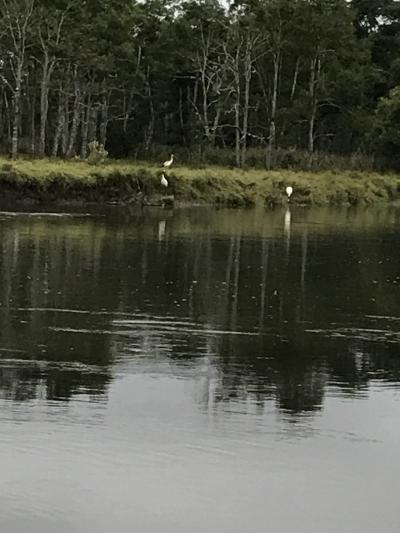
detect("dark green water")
(0, 206), (399, 533)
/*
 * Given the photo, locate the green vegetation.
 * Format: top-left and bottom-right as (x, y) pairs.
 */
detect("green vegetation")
(1, 158), (399, 208)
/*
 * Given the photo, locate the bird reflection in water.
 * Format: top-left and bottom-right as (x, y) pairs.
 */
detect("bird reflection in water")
(284, 208), (291, 254)
(158, 220), (166, 241)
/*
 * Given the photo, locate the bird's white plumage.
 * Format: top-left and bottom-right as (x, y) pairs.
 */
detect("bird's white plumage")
(286, 186), (293, 198)
(163, 154), (174, 168)
(160, 173), (168, 187)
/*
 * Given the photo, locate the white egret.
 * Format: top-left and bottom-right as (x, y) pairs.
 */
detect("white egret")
(286, 186), (293, 201)
(162, 154), (174, 169)
(160, 173), (168, 187)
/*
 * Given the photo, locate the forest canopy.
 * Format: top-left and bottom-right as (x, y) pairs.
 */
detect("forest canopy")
(0, 0), (400, 168)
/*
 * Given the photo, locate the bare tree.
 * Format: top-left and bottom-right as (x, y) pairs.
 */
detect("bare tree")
(224, 25), (265, 167)
(37, 2), (70, 156)
(190, 22), (229, 147)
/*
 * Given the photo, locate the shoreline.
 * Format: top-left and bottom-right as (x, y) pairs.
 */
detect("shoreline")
(0, 158), (399, 208)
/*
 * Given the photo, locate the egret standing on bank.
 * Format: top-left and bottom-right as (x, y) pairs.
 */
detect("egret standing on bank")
(286, 186), (293, 201)
(163, 154), (174, 169)
(160, 173), (168, 187)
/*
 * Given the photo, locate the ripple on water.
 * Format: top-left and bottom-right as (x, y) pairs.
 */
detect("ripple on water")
(44, 315), (259, 338)
(0, 211), (94, 218)
(305, 327), (400, 344)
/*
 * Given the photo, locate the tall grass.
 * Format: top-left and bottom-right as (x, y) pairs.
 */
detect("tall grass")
(133, 145), (375, 172)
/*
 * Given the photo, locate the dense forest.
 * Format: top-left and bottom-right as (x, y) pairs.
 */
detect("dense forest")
(0, 0), (400, 169)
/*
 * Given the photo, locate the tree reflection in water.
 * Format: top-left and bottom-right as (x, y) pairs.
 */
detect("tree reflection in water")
(0, 206), (398, 412)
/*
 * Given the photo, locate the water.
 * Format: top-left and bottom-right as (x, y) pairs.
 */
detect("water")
(0, 205), (399, 532)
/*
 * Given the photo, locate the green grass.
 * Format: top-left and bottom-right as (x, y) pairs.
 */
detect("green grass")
(0, 157), (399, 207)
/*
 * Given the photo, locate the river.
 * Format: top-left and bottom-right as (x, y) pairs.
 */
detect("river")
(0, 205), (399, 532)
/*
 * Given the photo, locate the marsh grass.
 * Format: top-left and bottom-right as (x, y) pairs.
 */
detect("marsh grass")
(0, 157), (399, 207)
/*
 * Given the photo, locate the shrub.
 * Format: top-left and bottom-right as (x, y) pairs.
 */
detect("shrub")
(87, 141), (108, 165)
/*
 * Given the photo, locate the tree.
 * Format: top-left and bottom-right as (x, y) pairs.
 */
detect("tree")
(371, 85), (400, 165)
(175, 1), (229, 148)
(35, 0), (71, 156)
(0, 0), (394, 168)
(0, 0), (34, 158)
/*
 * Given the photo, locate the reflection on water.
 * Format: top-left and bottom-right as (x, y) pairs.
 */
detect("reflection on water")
(0, 206), (399, 411)
(0, 205), (400, 532)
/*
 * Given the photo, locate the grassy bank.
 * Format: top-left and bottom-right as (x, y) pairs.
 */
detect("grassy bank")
(0, 157), (399, 208)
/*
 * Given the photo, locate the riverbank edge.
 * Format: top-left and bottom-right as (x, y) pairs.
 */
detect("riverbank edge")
(0, 159), (399, 208)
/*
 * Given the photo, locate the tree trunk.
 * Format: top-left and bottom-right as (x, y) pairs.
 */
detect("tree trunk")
(61, 86), (70, 157)
(123, 88), (134, 133)
(38, 6), (68, 155)
(241, 39), (252, 167)
(99, 91), (109, 147)
(210, 104), (221, 146)
(6, 0), (34, 159)
(178, 87), (184, 131)
(308, 59), (315, 155)
(39, 53), (51, 157)
(201, 58), (210, 142)
(4, 93), (11, 143)
(30, 84), (36, 155)
(290, 57), (300, 101)
(88, 105), (98, 145)
(235, 102), (240, 168)
(266, 50), (280, 170)
(308, 55), (320, 155)
(144, 70), (154, 152)
(144, 97), (155, 152)
(80, 108), (88, 159)
(52, 100), (64, 158)
(61, 111), (68, 156)
(11, 63), (23, 159)
(234, 45), (241, 168)
(80, 95), (91, 158)
(66, 78), (81, 158)
(52, 85), (66, 157)
(232, 42), (242, 168)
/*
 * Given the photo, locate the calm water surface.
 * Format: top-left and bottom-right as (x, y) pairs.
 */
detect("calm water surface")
(0, 205), (399, 532)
